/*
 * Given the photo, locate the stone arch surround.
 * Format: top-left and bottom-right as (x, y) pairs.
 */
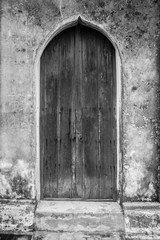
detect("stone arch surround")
(34, 15), (122, 201)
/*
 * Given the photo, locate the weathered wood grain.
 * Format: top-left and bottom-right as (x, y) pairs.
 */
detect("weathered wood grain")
(58, 29), (73, 198)
(40, 24), (116, 200)
(82, 27), (99, 199)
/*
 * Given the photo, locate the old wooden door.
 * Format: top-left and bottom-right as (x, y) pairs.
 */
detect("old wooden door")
(40, 24), (116, 200)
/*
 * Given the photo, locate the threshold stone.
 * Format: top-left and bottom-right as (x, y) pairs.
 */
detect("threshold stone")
(35, 201), (124, 235)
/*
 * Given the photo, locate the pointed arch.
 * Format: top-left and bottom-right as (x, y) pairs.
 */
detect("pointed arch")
(34, 16), (122, 201)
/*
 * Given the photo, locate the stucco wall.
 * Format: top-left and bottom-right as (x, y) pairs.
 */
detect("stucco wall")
(0, 0), (159, 201)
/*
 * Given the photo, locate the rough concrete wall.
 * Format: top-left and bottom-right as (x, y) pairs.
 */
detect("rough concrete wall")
(0, 0), (159, 201)
(0, 201), (35, 233)
(124, 202), (160, 239)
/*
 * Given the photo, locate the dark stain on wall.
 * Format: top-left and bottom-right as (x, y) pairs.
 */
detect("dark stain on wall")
(23, 0), (61, 26)
(6, 0), (61, 27)
(76, 0), (112, 22)
(10, 175), (32, 199)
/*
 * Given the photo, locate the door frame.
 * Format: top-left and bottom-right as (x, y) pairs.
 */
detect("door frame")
(34, 16), (122, 201)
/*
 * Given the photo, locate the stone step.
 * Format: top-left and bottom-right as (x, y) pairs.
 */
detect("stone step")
(34, 231), (124, 240)
(35, 201), (124, 236)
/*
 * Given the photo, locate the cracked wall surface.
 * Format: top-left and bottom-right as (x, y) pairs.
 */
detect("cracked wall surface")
(0, 200), (35, 233)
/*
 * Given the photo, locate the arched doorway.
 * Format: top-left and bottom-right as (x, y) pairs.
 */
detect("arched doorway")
(40, 23), (117, 200)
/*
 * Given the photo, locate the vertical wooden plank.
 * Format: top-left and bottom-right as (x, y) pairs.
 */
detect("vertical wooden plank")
(97, 34), (101, 200)
(40, 52), (45, 198)
(73, 25), (84, 198)
(71, 28), (76, 198)
(57, 36), (61, 198)
(82, 27), (99, 199)
(40, 36), (59, 198)
(99, 36), (116, 199)
(99, 37), (111, 199)
(58, 28), (74, 198)
(111, 47), (117, 200)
